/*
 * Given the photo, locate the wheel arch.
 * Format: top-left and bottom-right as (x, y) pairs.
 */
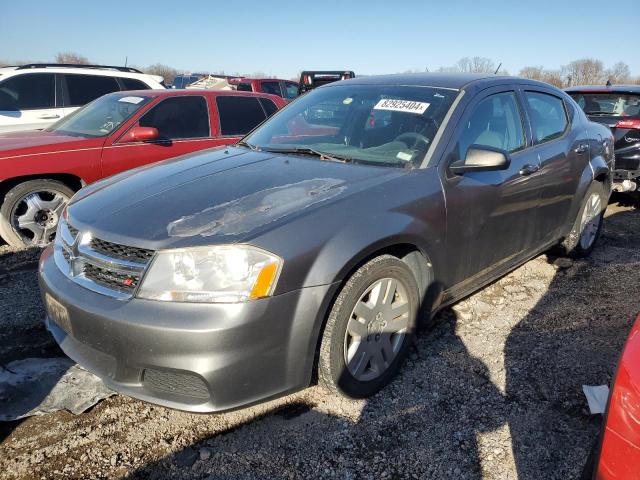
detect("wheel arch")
(0, 173), (85, 203)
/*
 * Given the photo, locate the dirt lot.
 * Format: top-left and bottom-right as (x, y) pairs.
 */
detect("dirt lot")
(1, 198), (639, 480)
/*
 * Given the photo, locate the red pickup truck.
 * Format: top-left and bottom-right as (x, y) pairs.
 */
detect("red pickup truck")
(0, 89), (286, 247)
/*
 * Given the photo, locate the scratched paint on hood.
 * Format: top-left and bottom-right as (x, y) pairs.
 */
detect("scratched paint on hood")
(167, 178), (347, 237)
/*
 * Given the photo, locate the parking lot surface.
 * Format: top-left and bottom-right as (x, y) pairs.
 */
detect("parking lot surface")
(1, 199), (639, 480)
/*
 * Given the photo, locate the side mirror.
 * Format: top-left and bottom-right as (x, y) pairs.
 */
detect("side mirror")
(449, 146), (510, 175)
(121, 126), (159, 143)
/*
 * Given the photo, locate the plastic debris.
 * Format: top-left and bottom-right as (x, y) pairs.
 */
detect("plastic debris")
(582, 384), (609, 415)
(0, 357), (114, 421)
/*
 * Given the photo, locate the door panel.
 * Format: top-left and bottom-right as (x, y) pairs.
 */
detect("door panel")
(441, 88), (543, 288)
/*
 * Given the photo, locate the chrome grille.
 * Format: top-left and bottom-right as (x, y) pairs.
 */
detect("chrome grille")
(53, 219), (154, 300)
(90, 238), (154, 263)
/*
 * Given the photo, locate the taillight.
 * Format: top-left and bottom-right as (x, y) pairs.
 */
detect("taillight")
(615, 119), (640, 130)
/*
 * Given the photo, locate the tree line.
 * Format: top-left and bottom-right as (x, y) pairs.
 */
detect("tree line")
(1, 52), (638, 87)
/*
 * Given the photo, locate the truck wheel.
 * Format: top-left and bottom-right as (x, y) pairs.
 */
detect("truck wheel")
(556, 182), (607, 258)
(0, 180), (73, 248)
(318, 255), (419, 398)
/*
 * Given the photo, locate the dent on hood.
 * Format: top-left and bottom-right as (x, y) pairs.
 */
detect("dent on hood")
(167, 178), (347, 238)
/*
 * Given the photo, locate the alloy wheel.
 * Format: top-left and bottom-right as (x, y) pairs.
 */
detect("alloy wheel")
(578, 193), (602, 250)
(344, 277), (410, 382)
(11, 190), (69, 246)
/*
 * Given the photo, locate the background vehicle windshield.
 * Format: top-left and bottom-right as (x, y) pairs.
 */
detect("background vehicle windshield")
(569, 92), (640, 118)
(47, 94), (152, 137)
(244, 84), (458, 168)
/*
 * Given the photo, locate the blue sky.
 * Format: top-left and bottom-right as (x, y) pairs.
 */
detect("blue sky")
(1, 0), (638, 78)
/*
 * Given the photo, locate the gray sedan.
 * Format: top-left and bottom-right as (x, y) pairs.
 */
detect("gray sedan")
(39, 73), (614, 412)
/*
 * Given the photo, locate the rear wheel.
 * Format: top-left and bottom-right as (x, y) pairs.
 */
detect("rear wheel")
(318, 255), (419, 398)
(556, 182), (607, 258)
(0, 180), (73, 248)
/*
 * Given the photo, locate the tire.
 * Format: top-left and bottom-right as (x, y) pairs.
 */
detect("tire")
(0, 179), (74, 248)
(556, 182), (607, 258)
(318, 255), (420, 398)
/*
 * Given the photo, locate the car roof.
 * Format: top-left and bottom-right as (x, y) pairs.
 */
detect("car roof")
(565, 85), (640, 94)
(328, 72), (543, 90)
(105, 89), (285, 102)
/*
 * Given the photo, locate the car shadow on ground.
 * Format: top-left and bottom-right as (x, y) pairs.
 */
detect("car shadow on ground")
(123, 206), (640, 480)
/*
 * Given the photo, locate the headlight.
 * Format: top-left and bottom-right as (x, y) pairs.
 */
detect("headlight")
(137, 245), (282, 303)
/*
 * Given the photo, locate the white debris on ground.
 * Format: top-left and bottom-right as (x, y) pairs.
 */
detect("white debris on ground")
(582, 385), (610, 415)
(0, 357), (114, 421)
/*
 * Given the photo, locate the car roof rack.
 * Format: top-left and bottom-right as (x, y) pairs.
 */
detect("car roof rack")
(16, 63), (143, 74)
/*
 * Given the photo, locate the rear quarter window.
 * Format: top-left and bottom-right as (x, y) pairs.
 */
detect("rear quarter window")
(119, 77), (150, 90)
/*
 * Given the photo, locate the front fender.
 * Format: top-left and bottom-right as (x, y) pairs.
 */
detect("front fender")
(304, 211), (444, 288)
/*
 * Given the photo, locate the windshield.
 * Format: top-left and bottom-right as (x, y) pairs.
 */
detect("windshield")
(569, 92), (640, 118)
(244, 84), (458, 168)
(47, 94), (152, 137)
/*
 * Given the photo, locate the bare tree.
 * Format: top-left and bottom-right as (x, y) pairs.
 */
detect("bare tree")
(144, 63), (178, 84)
(519, 66), (564, 87)
(607, 61), (631, 84)
(562, 58), (606, 86)
(55, 52), (90, 65)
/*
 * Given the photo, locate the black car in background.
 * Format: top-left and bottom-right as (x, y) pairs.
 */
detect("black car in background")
(566, 85), (640, 192)
(298, 70), (355, 95)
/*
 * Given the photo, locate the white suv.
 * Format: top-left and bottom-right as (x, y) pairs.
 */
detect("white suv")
(0, 64), (165, 133)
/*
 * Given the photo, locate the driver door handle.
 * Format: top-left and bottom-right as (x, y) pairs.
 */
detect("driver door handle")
(519, 164), (540, 176)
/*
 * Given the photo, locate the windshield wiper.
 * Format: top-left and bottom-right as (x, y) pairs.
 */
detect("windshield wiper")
(236, 140), (261, 151)
(262, 146), (352, 163)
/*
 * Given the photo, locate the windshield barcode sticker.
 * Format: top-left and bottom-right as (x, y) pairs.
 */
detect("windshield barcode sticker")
(374, 99), (430, 115)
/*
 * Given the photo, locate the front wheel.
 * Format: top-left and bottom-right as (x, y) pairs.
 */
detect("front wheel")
(318, 255), (419, 398)
(556, 182), (607, 258)
(0, 179), (73, 248)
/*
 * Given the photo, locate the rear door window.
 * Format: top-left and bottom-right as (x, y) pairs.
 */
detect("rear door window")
(0, 73), (56, 111)
(64, 74), (120, 107)
(260, 81), (282, 97)
(524, 91), (568, 144)
(216, 96), (267, 136)
(138, 95), (210, 139)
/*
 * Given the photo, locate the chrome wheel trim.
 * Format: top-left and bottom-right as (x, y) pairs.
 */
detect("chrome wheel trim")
(11, 190), (69, 246)
(344, 277), (410, 382)
(578, 192), (602, 250)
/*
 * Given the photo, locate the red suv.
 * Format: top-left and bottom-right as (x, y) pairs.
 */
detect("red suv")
(0, 89), (286, 247)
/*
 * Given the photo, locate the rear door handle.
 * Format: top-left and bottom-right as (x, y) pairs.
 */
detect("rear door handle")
(519, 164), (540, 176)
(38, 114), (61, 119)
(574, 144), (588, 155)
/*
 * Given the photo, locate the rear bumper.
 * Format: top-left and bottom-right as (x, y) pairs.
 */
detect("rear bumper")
(613, 148), (640, 180)
(38, 246), (338, 412)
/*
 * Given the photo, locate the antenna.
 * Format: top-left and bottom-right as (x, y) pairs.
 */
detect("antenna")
(494, 62), (502, 75)
(124, 56), (128, 68)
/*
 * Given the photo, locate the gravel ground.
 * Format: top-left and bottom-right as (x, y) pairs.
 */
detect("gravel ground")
(1, 198), (639, 480)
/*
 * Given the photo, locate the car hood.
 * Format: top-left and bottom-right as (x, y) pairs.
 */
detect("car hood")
(0, 130), (100, 159)
(68, 147), (407, 249)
